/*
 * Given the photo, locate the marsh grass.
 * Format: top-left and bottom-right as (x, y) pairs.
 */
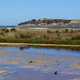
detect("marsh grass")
(0, 29), (80, 45)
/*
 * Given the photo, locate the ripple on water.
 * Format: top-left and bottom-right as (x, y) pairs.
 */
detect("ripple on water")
(0, 47), (80, 80)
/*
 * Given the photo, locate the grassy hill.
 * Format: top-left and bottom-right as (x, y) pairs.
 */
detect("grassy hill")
(17, 19), (80, 29)
(71, 20), (80, 23)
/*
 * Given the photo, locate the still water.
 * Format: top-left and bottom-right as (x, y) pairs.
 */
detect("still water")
(0, 47), (80, 80)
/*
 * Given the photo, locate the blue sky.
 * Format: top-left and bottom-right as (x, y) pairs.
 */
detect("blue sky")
(0, 0), (80, 25)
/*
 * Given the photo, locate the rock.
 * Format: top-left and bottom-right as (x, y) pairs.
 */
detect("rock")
(54, 71), (58, 75)
(28, 60), (33, 63)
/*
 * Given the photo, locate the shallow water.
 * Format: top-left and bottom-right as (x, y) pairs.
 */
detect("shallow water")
(0, 47), (80, 80)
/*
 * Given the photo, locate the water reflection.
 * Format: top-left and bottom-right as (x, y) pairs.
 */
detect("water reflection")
(19, 46), (30, 50)
(0, 47), (80, 80)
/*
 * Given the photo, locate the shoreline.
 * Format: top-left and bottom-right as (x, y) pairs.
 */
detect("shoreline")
(0, 43), (80, 50)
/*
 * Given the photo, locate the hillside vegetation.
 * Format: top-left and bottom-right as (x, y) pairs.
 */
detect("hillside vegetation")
(18, 19), (71, 25)
(0, 19), (80, 45)
(17, 19), (80, 29)
(71, 20), (80, 23)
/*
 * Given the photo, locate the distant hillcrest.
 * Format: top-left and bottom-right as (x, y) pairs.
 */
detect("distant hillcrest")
(17, 19), (80, 29)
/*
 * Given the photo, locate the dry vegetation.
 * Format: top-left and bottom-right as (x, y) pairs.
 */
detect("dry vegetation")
(0, 28), (80, 45)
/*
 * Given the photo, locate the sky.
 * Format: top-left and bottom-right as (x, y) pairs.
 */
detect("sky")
(0, 0), (80, 25)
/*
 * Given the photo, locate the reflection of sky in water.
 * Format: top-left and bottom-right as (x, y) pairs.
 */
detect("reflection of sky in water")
(0, 47), (80, 80)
